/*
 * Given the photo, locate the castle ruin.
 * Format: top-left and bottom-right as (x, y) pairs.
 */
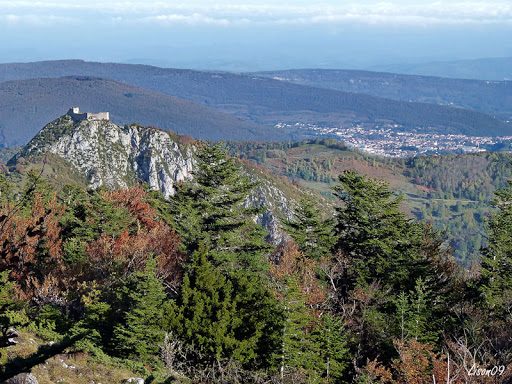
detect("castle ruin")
(67, 107), (110, 122)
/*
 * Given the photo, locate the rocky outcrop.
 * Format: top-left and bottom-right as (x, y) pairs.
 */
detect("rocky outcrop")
(3, 373), (38, 384)
(14, 114), (301, 244)
(124, 378), (144, 384)
(16, 115), (194, 198)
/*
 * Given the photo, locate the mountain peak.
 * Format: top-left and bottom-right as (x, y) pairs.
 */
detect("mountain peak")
(11, 114), (195, 197)
(7, 113), (304, 245)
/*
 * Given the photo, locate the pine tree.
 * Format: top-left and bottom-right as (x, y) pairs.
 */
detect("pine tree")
(480, 180), (512, 318)
(282, 195), (334, 260)
(169, 141), (270, 273)
(332, 170), (428, 293)
(110, 259), (167, 362)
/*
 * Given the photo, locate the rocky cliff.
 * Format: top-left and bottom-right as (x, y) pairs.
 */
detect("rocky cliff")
(14, 115), (194, 198)
(11, 114), (304, 243)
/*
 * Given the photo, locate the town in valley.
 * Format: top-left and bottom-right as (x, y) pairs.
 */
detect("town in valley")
(277, 122), (512, 157)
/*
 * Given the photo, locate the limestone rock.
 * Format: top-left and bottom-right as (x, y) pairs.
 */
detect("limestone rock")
(3, 373), (38, 384)
(14, 114), (301, 244)
(124, 378), (144, 384)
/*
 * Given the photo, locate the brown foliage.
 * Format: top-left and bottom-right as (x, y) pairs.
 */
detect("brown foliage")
(0, 194), (64, 299)
(85, 187), (185, 293)
(270, 241), (327, 310)
(84, 223), (183, 289)
(358, 340), (495, 384)
(392, 339), (468, 384)
(103, 186), (160, 229)
(0, 186), (185, 301)
(357, 358), (393, 384)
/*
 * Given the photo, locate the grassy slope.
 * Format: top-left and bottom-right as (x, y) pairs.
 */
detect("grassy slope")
(1, 331), (142, 384)
(5, 152), (89, 192)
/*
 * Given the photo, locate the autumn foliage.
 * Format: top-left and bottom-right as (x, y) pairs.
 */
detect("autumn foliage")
(84, 187), (184, 289)
(0, 193), (64, 299)
(0, 185), (183, 302)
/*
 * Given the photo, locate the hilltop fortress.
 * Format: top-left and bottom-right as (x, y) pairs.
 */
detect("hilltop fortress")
(67, 107), (109, 122)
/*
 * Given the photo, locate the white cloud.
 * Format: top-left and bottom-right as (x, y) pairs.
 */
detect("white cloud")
(0, 13), (77, 26)
(0, 1), (511, 27)
(144, 13), (231, 26)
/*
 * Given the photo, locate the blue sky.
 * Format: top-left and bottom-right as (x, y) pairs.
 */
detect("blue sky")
(1, 0), (511, 70)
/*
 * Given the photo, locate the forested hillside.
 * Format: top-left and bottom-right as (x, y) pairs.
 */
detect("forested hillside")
(1, 60), (510, 146)
(1, 141), (511, 383)
(371, 56), (512, 81)
(251, 69), (512, 121)
(224, 139), (512, 262)
(0, 76), (281, 146)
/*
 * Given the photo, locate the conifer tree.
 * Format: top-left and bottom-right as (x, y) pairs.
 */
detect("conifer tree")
(110, 259), (167, 362)
(314, 313), (349, 383)
(168, 142), (284, 368)
(169, 245), (283, 366)
(169, 141), (270, 272)
(394, 278), (437, 344)
(282, 195), (334, 260)
(480, 180), (512, 318)
(279, 276), (320, 375)
(170, 245), (238, 362)
(332, 170), (428, 292)
(0, 270), (18, 349)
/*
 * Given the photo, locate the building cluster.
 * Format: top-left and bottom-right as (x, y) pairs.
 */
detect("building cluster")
(275, 122), (512, 158)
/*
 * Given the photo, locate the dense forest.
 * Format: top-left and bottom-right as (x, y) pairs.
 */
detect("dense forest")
(1, 141), (511, 383)
(251, 69), (512, 122)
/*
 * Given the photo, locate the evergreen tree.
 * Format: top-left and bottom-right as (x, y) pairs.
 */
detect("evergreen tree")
(332, 170), (428, 293)
(59, 187), (136, 265)
(169, 246), (283, 367)
(394, 278), (437, 344)
(0, 174), (12, 204)
(169, 141), (270, 272)
(167, 142), (285, 368)
(0, 270), (18, 349)
(278, 276), (321, 376)
(314, 313), (349, 383)
(480, 180), (512, 318)
(110, 259), (167, 362)
(332, 171), (452, 370)
(282, 195), (334, 260)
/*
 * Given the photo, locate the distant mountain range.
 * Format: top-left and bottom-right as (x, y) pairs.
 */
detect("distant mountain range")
(0, 76), (283, 146)
(251, 69), (512, 122)
(369, 56), (512, 81)
(1, 60), (511, 146)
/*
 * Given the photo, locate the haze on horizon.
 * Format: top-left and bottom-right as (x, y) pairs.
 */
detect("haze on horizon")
(1, 0), (511, 71)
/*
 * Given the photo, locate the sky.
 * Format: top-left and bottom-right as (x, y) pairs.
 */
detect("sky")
(1, 0), (511, 70)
